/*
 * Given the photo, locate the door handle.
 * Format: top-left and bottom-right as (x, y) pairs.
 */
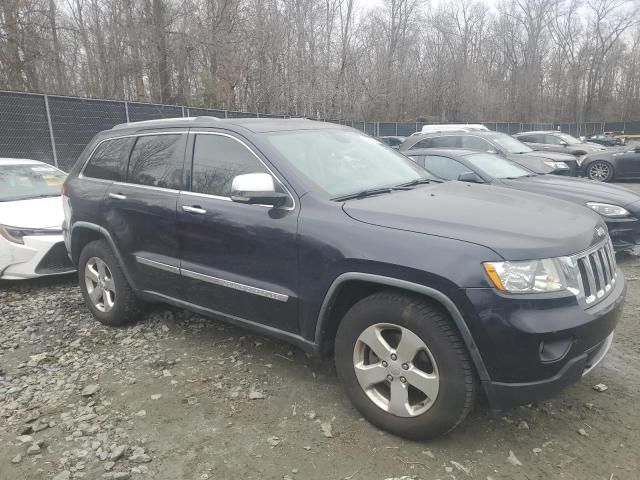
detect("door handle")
(109, 193), (127, 200)
(182, 205), (207, 215)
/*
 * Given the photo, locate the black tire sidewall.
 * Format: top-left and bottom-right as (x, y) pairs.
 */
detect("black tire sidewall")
(78, 240), (139, 326)
(335, 292), (475, 440)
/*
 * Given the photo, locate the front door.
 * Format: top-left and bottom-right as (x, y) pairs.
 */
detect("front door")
(177, 131), (300, 333)
(104, 130), (187, 298)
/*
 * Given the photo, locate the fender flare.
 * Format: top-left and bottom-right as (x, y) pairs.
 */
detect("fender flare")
(314, 272), (490, 381)
(70, 221), (138, 290)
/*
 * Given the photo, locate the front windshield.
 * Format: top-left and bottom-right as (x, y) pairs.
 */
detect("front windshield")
(489, 133), (533, 154)
(465, 153), (533, 179)
(265, 130), (431, 197)
(558, 133), (582, 145)
(0, 164), (66, 202)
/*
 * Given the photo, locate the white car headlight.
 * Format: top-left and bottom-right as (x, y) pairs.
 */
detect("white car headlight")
(586, 202), (629, 217)
(544, 161), (569, 170)
(483, 257), (580, 294)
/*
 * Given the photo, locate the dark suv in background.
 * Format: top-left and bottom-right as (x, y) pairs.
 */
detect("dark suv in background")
(400, 130), (580, 176)
(63, 118), (624, 440)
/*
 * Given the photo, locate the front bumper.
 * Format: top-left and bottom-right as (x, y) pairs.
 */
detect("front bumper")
(0, 234), (75, 279)
(605, 216), (640, 252)
(462, 270), (625, 409)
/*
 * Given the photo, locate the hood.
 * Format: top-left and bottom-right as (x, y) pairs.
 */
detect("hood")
(0, 196), (64, 229)
(516, 150), (577, 162)
(582, 142), (607, 152)
(342, 182), (605, 261)
(498, 175), (640, 209)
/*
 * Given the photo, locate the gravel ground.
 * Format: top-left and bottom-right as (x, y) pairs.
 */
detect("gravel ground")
(2, 183), (640, 480)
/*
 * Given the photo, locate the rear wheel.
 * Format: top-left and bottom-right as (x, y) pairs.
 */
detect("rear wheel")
(78, 240), (142, 326)
(587, 161), (614, 182)
(334, 291), (477, 440)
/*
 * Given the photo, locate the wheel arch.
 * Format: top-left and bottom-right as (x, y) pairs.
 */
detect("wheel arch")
(314, 273), (490, 381)
(70, 222), (137, 290)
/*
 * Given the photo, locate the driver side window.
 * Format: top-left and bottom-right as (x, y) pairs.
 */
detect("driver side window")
(424, 155), (469, 181)
(544, 135), (562, 145)
(191, 134), (270, 197)
(461, 136), (494, 152)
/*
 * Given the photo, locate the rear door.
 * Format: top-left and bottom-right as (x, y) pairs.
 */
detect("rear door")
(177, 131), (300, 333)
(104, 130), (187, 298)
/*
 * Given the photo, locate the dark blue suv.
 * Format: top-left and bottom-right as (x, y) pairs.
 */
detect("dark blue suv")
(62, 118), (625, 440)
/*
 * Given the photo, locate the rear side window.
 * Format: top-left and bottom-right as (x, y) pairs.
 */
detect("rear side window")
(429, 136), (461, 148)
(127, 134), (185, 190)
(412, 139), (432, 149)
(191, 134), (269, 197)
(461, 136), (493, 151)
(83, 137), (134, 181)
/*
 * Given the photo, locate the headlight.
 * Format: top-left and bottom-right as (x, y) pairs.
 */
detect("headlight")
(483, 257), (580, 294)
(544, 161), (569, 169)
(586, 202), (629, 217)
(0, 225), (62, 244)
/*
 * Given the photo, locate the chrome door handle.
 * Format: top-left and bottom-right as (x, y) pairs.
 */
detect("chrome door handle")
(109, 193), (127, 200)
(182, 205), (207, 215)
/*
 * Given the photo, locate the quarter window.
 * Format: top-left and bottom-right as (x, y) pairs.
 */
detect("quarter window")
(127, 134), (185, 190)
(83, 137), (135, 181)
(191, 134), (269, 197)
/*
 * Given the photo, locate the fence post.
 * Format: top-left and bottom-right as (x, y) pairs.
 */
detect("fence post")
(224, 110), (228, 119)
(395, 122), (398, 136)
(43, 95), (58, 168)
(124, 101), (130, 123)
(181, 106), (185, 117)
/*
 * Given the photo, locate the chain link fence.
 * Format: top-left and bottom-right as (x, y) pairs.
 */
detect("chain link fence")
(1, 90), (639, 172)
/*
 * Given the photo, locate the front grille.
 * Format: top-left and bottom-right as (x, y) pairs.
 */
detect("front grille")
(35, 242), (75, 274)
(574, 239), (617, 306)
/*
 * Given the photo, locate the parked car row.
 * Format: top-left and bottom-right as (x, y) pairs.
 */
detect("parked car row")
(0, 117), (633, 442)
(379, 125), (640, 183)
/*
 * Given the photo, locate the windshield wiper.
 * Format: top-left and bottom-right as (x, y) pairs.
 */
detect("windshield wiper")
(333, 187), (396, 201)
(396, 177), (440, 187)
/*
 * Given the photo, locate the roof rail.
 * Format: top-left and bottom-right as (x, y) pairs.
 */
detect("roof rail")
(112, 116), (222, 130)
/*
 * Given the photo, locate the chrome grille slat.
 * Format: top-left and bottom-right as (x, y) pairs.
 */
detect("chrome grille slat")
(573, 239), (617, 307)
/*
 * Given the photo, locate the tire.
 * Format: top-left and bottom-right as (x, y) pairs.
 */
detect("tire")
(334, 290), (477, 440)
(78, 239), (142, 326)
(587, 161), (614, 182)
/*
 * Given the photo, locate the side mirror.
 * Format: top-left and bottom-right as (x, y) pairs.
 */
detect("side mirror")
(231, 173), (289, 207)
(458, 171), (483, 183)
(559, 141), (568, 146)
(487, 149), (497, 154)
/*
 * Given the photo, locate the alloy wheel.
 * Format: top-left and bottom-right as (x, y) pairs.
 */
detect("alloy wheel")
(85, 257), (116, 312)
(588, 162), (611, 181)
(352, 323), (439, 417)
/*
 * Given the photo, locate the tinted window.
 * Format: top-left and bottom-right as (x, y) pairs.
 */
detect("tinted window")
(127, 134), (185, 190)
(461, 136), (493, 151)
(412, 139), (432, 149)
(429, 136), (461, 148)
(424, 155), (469, 180)
(545, 135), (563, 145)
(83, 137), (134, 181)
(518, 135), (537, 143)
(191, 134), (269, 197)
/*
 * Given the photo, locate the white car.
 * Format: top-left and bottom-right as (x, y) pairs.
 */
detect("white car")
(0, 158), (75, 279)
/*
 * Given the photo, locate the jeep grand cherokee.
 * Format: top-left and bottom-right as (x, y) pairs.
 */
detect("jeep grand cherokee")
(62, 117), (625, 440)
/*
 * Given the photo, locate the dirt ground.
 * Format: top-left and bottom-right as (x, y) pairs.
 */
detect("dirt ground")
(2, 184), (640, 480)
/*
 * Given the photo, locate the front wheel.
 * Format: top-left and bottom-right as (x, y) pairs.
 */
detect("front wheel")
(334, 291), (477, 440)
(587, 161), (614, 182)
